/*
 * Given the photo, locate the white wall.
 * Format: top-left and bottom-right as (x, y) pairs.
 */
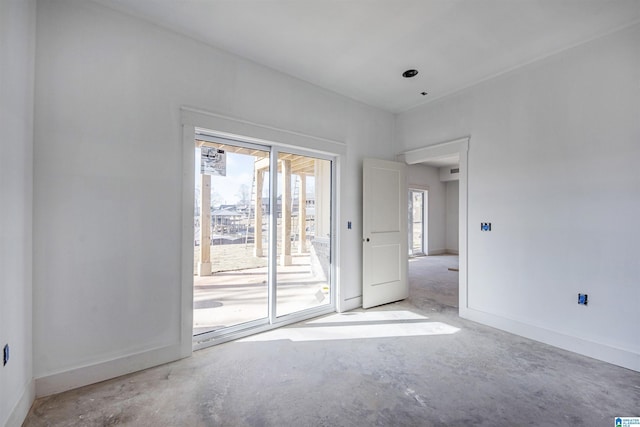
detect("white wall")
(0, 0), (36, 424)
(445, 181), (459, 253)
(439, 166), (460, 182)
(407, 164), (446, 255)
(397, 23), (640, 370)
(33, 0), (395, 395)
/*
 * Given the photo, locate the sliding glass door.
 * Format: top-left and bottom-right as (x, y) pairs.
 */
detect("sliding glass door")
(192, 134), (334, 343)
(276, 151), (332, 317)
(193, 140), (271, 335)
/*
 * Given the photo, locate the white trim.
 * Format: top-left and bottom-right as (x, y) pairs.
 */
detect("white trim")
(335, 156), (348, 313)
(340, 296), (362, 313)
(458, 143), (469, 313)
(195, 132), (274, 153)
(331, 151), (340, 312)
(194, 318), (270, 344)
(4, 380), (34, 427)
(181, 106), (341, 350)
(181, 107), (346, 155)
(400, 137), (469, 165)
(268, 147), (278, 323)
(35, 344), (182, 397)
(408, 184), (429, 191)
(180, 124), (196, 359)
(460, 307), (640, 372)
(399, 137), (469, 311)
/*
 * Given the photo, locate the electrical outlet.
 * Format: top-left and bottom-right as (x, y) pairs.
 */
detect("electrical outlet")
(3, 344), (8, 366)
(578, 293), (588, 306)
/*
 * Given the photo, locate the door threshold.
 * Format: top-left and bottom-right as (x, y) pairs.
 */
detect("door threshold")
(193, 306), (335, 351)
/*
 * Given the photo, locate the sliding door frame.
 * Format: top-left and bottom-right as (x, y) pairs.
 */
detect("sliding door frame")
(181, 108), (342, 353)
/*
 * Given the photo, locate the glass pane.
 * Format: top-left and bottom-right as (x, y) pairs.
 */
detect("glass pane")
(276, 152), (331, 317)
(408, 191), (414, 255)
(409, 191), (424, 255)
(193, 142), (270, 335)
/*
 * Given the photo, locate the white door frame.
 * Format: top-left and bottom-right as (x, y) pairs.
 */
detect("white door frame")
(398, 137), (469, 313)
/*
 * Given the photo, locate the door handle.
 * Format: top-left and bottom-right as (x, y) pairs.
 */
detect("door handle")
(363, 238), (370, 242)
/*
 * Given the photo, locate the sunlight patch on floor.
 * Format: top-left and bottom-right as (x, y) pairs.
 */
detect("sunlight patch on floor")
(307, 310), (428, 324)
(239, 310), (460, 342)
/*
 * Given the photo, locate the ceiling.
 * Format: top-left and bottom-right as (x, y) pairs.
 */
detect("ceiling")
(93, 0), (639, 113)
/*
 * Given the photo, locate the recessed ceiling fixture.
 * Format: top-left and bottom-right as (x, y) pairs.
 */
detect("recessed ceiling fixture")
(421, 91), (428, 96)
(402, 69), (418, 78)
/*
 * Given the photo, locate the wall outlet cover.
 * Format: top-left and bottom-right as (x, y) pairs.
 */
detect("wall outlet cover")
(3, 344), (8, 366)
(578, 293), (588, 305)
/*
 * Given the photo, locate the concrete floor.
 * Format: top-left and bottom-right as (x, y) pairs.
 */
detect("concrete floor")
(23, 256), (640, 426)
(409, 255), (459, 308)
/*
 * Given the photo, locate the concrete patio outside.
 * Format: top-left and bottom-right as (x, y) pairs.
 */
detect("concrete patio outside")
(193, 244), (329, 335)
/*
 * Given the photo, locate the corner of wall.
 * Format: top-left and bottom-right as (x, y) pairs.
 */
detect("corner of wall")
(4, 380), (35, 427)
(1, 0), (37, 425)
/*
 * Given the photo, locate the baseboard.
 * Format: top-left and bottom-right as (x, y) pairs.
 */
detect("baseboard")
(427, 249), (446, 255)
(339, 295), (362, 312)
(445, 249), (459, 255)
(4, 379), (35, 427)
(35, 344), (185, 398)
(460, 307), (640, 372)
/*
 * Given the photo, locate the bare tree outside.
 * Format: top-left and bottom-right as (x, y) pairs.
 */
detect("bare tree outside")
(237, 183), (250, 206)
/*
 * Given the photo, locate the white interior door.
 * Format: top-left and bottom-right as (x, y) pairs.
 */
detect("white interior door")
(362, 158), (408, 309)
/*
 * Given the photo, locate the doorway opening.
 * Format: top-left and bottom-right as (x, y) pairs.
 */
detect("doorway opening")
(400, 137), (469, 312)
(407, 184), (459, 308)
(192, 133), (335, 346)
